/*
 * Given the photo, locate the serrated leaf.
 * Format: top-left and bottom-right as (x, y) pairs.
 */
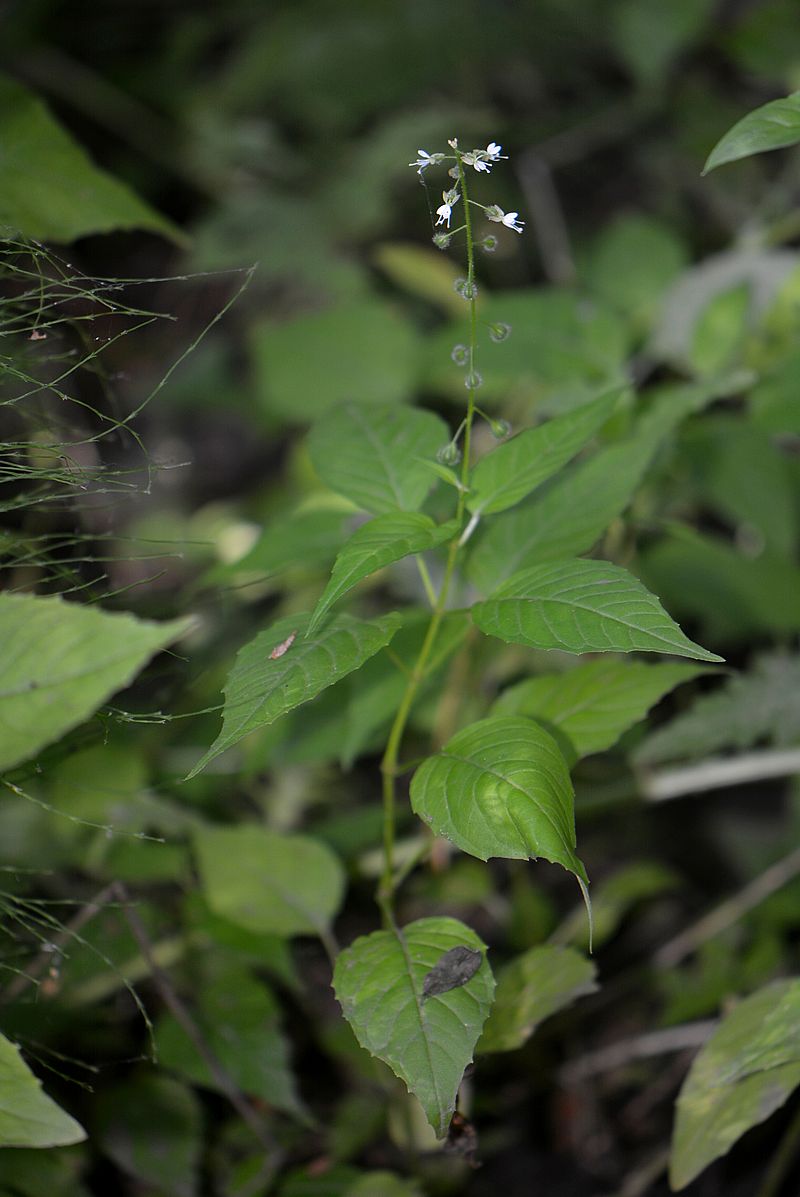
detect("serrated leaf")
(471, 560), (722, 661)
(0, 594), (190, 775)
(333, 917), (494, 1138)
(194, 825), (345, 938)
(478, 945), (597, 1054)
(188, 611), (401, 777)
(670, 979), (800, 1189)
(467, 388), (621, 516)
(634, 653), (800, 767)
(0, 1034), (85, 1148)
(0, 75), (181, 243)
(308, 403), (449, 514)
(308, 515), (457, 635)
(410, 716), (587, 886)
(493, 660), (710, 763)
(704, 92), (800, 174)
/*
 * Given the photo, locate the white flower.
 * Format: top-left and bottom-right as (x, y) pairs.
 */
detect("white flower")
(486, 205), (525, 234)
(485, 142), (506, 161)
(436, 188), (460, 228)
(462, 151), (491, 173)
(409, 149), (443, 174)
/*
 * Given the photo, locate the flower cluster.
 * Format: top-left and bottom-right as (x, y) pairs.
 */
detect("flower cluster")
(408, 138), (524, 239)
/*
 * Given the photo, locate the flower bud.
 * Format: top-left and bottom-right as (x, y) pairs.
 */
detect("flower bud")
(489, 322), (512, 343)
(489, 417), (511, 439)
(450, 343), (469, 366)
(432, 232), (451, 250)
(437, 440), (462, 466)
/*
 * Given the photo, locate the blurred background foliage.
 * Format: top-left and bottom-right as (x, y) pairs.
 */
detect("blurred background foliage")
(2, 0), (800, 1194)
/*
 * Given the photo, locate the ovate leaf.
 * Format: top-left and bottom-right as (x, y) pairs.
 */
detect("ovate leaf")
(472, 560), (722, 661)
(493, 660), (710, 762)
(308, 514), (457, 635)
(308, 403), (449, 514)
(333, 917), (494, 1138)
(410, 716), (587, 886)
(194, 825), (345, 938)
(0, 594), (190, 775)
(0, 75), (181, 243)
(670, 979), (800, 1189)
(478, 946), (597, 1054)
(0, 1034), (85, 1148)
(188, 611), (401, 776)
(704, 92), (800, 174)
(466, 388), (621, 516)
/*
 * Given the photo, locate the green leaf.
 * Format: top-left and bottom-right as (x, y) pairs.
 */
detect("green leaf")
(211, 509), (351, 582)
(373, 243), (463, 314)
(0, 75), (181, 243)
(471, 560), (722, 661)
(0, 594), (190, 775)
(670, 979), (800, 1189)
(346, 1173), (424, 1197)
(689, 284), (749, 376)
(0, 1034), (85, 1148)
(584, 214), (689, 328)
(493, 660), (711, 762)
(156, 966), (305, 1117)
(194, 825), (345, 938)
(333, 917), (494, 1138)
(611, 0), (715, 88)
(95, 1074), (201, 1197)
(466, 388), (621, 516)
(308, 403), (449, 515)
(704, 92), (800, 174)
(187, 610), (401, 776)
(478, 946), (597, 1054)
(252, 299), (420, 421)
(410, 716), (587, 885)
(308, 514), (458, 635)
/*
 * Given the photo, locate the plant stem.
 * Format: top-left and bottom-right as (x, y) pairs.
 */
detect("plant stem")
(378, 148), (478, 926)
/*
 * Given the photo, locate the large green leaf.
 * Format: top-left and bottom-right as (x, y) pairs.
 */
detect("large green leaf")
(410, 716), (587, 885)
(466, 388), (621, 516)
(467, 379), (730, 593)
(251, 299), (420, 421)
(308, 514), (458, 635)
(704, 92), (800, 174)
(308, 403), (449, 515)
(95, 1074), (200, 1197)
(0, 75), (181, 243)
(478, 945), (597, 1054)
(194, 825), (345, 938)
(492, 660), (710, 763)
(0, 1034), (85, 1148)
(670, 979), (800, 1189)
(0, 594), (190, 775)
(211, 509), (351, 582)
(187, 610), (401, 776)
(471, 560), (722, 661)
(156, 965), (305, 1117)
(333, 917), (494, 1138)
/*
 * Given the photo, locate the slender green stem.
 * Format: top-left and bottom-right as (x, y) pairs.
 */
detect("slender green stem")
(415, 555), (438, 609)
(378, 147), (479, 925)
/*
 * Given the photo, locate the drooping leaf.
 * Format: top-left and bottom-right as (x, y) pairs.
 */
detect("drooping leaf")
(471, 560), (722, 661)
(634, 653), (800, 767)
(670, 979), (800, 1189)
(478, 946), (597, 1054)
(251, 299), (420, 420)
(308, 403), (449, 515)
(308, 514), (457, 635)
(493, 660), (711, 762)
(466, 388), (622, 516)
(95, 1074), (201, 1197)
(333, 917), (494, 1138)
(703, 92), (800, 174)
(0, 593), (190, 775)
(187, 610), (401, 776)
(156, 965), (305, 1117)
(410, 716), (587, 885)
(194, 825), (345, 938)
(0, 1034), (85, 1148)
(0, 75), (181, 243)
